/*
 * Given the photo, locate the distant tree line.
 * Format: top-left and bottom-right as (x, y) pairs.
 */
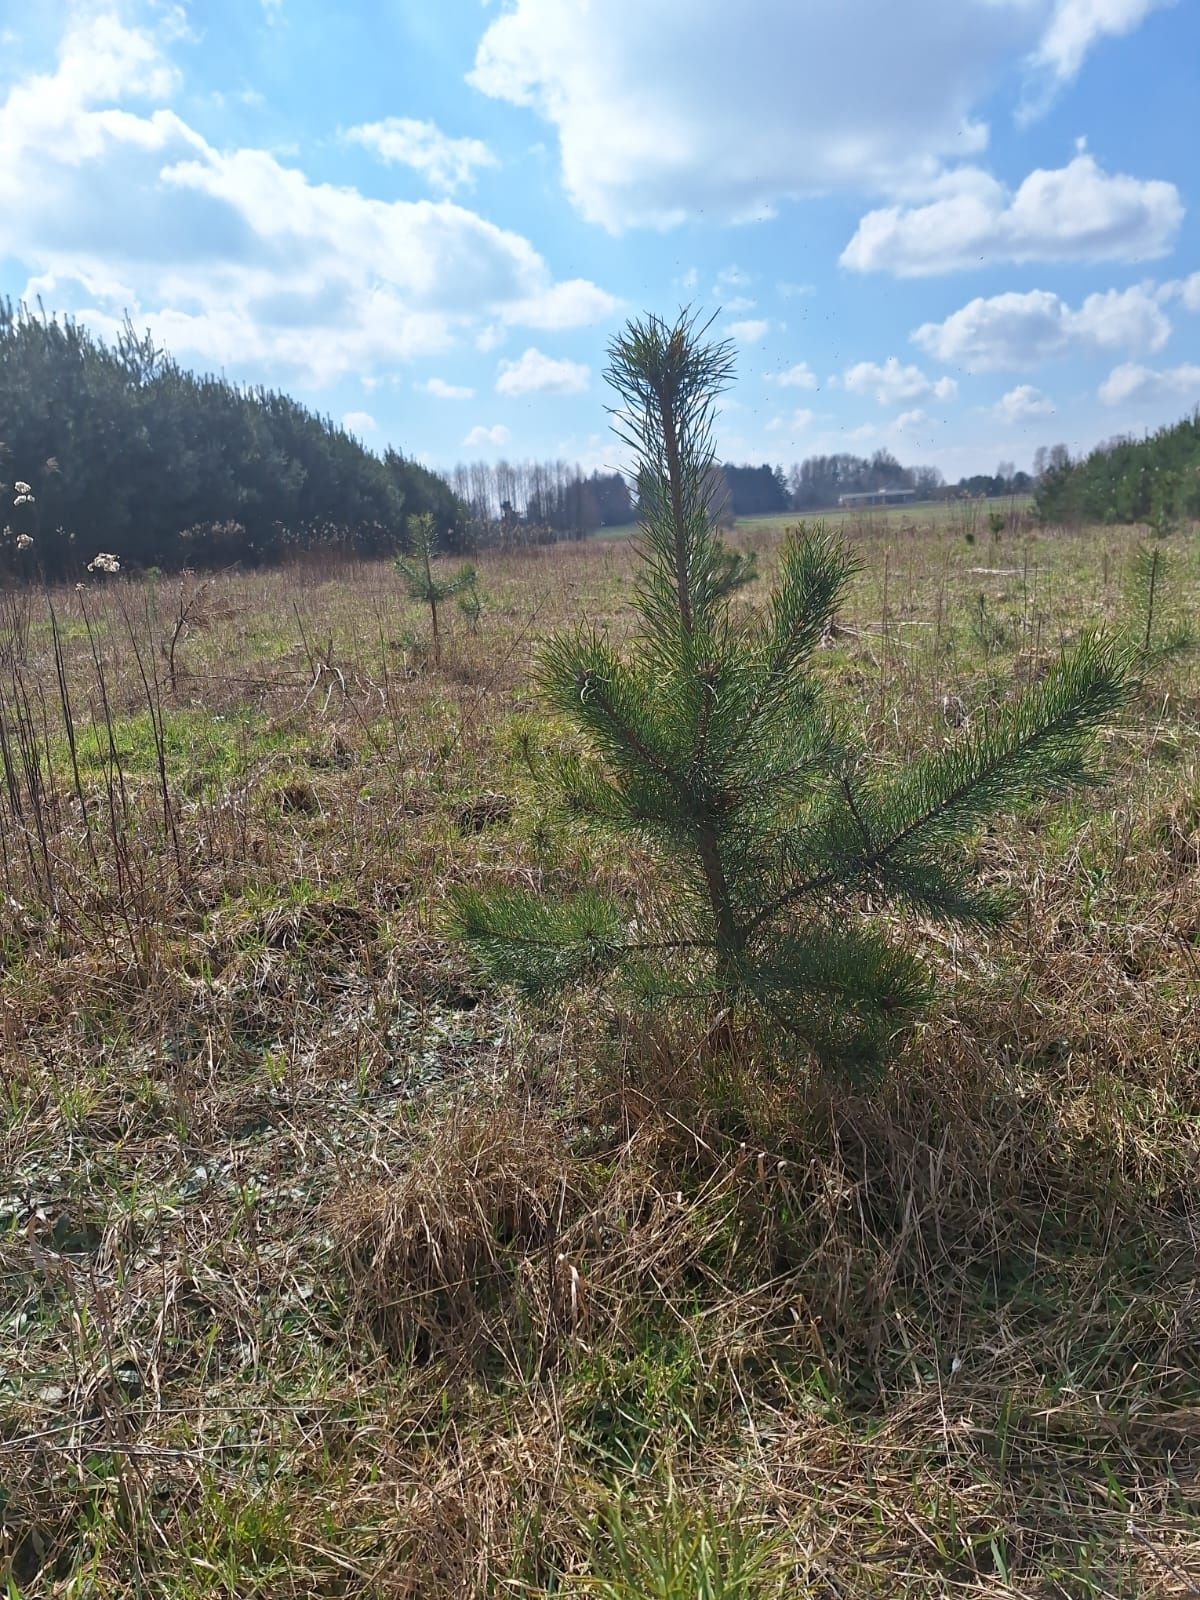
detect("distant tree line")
(442, 459), (634, 542)
(1034, 414), (1200, 529)
(955, 466), (1036, 499)
(714, 451), (1033, 517)
(0, 304), (462, 580)
(441, 448), (1046, 544)
(719, 462), (791, 515)
(786, 450), (926, 509)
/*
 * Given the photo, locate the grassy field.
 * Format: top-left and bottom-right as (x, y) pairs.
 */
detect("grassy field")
(737, 495), (1035, 536)
(597, 495), (1035, 544)
(2, 516), (1199, 1597)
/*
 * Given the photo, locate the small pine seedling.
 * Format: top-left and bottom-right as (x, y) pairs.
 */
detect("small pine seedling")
(712, 542), (759, 600)
(450, 309), (1134, 1075)
(456, 568), (485, 632)
(394, 513), (474, 665)
(1127, 542), (1193, 666)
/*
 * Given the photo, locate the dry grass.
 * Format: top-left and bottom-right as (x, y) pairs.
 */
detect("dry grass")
(2, 518), (1199, 1597)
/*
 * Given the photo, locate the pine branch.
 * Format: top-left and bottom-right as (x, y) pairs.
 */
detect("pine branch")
(711, 543), (759, 600)
(864, 634), (1132, 856)
(537, 631), (683, 790)
(450, 885), (707, 997)
(449, 886), (628, 996)
(746, 925), (931, 1076)
(726, 529), (855, 754)
(746, 635), (1132, 937)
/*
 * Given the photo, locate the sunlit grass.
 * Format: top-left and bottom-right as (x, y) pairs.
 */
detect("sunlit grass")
(1, 516), (1197, 1596)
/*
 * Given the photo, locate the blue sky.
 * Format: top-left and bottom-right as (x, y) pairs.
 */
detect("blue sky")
(2, 0), (1197, 480)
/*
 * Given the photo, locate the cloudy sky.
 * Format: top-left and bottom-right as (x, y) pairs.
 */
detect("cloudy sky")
(2, 0), (1197, 479)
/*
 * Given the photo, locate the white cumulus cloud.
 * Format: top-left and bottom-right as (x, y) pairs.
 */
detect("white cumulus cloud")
(728, 319), (770, 345)
(1033, 0), (1175, 82)
(0, 13), (616, 387)
(469, 0), (1030, 230)
(843, 358), (958, 406)
(1159, 271), (1200, 312)
(469, 0), (1169, 232)
(993, 385), (1056, 423)
(1019, 0), (1177, 117)
(767, 362), (818, 390)
(496, 347), (590, 397)
(419, 378), (475, 399)
(1098, 362), (1200, 406)
(765, 407), (816, 434)
(713, 265), (753, 294)
(913, 284), (1171, 369)
(345, 117), (498, 194)
(463, 423), (512, 448)
(502, 279), (622, 330)
(842, 155), (1181, 276)
(1071, 285), (1172, 350)
(342, 410), (377, 435)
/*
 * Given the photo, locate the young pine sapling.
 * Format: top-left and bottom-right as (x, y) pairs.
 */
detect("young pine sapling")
(1127, 542), (1193, 666)
(456, 569), (485, 633)
(451, 310), (1133, 1073)
(395, 513), (475, 665)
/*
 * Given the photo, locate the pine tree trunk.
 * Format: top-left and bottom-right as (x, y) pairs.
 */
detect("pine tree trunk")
(696, 822), (740, 970)
(423, 541), (440, 665)
(659, 393), (694, 636)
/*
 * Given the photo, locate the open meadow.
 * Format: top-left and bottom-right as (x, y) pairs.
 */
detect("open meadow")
(3, 515), (1199, 1597)
(595, 498), (1038, 545)
(734, 496), (1037, 539)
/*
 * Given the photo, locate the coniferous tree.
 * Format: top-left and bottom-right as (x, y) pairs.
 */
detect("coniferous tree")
(1035, 412), (1200, 528)
(395, 512), (476, 664)
(0, 303), (463, 578)
(451, 311), (1133, 1072)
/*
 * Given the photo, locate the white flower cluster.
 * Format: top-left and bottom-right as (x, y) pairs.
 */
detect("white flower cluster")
(16, 532), (33, 550)
(14, 480), (34, 508)
(87, 552), (121, 575)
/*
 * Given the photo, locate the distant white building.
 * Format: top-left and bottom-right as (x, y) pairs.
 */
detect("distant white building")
(837, 488), (918, 507)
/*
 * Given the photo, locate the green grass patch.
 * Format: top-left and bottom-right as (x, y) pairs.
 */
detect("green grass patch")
(69, 707), (297, 793)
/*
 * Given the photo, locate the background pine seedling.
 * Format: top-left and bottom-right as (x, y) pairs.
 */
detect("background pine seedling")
(711, 542), (759, 600)
(1127, 541), (1193, 665)
(452, 309), (1134, 1073)
(455, 568), (485, 632)
(395, 511), (476, 664)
